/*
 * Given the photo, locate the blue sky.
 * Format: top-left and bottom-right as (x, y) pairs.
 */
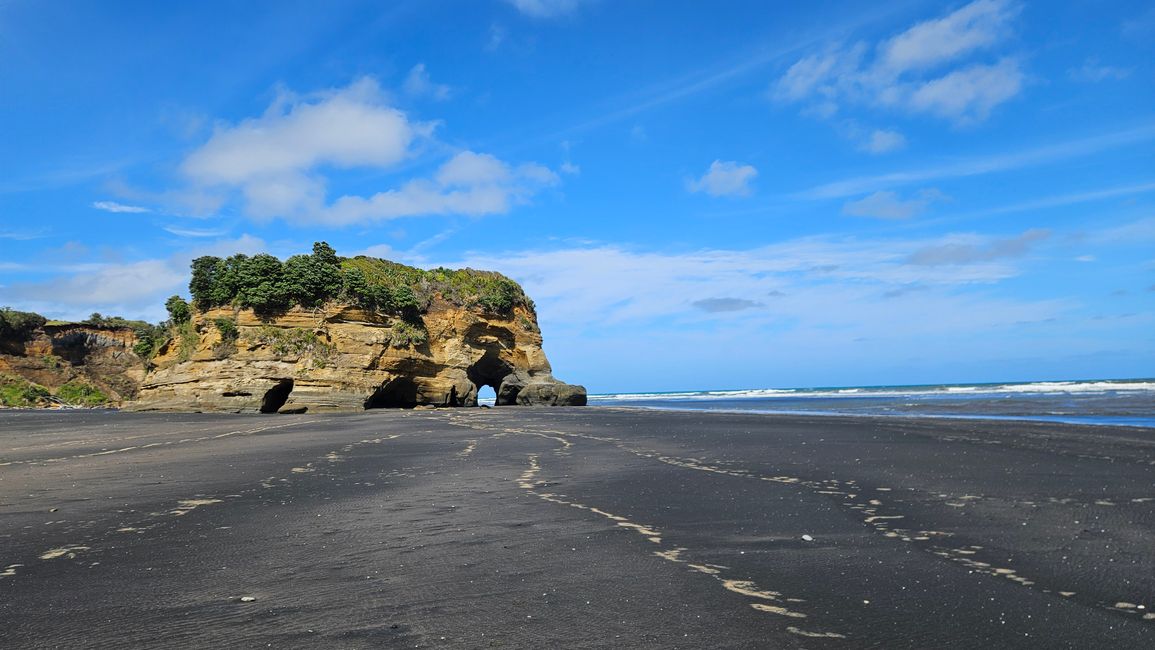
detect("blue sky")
(1, 0), (1153, 392)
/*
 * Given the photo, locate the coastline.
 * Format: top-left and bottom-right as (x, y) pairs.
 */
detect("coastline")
(2, 408), (1152, 648)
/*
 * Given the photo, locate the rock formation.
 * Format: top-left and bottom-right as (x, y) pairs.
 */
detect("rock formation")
(129, 301), (585, 413)
(0, 320), (146, 406)
(3, 245), (586, 413)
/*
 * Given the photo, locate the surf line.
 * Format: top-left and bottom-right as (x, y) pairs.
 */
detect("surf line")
(516, 453), (846, 639)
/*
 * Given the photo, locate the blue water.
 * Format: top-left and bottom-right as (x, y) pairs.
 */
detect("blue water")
(588, 379), (1155, 428)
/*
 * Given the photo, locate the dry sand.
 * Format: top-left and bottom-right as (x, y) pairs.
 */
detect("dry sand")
(1, 408), (1153, 648)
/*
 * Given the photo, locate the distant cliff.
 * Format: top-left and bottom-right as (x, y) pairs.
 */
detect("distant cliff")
(0, 310), (147, 407)
(126, 243), (585, 413)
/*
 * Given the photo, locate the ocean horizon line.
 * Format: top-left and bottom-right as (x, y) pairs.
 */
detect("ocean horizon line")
(587, 377), (1155, 398)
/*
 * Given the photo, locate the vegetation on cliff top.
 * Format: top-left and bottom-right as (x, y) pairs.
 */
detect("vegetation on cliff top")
(188, 242), (532, 318)
(0, 307), (47, 340)
(0, 374), (109, 408)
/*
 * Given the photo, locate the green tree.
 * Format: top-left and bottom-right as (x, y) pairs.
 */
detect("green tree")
(189, 256), (222, 310)
(211, 254), (249, 307)
(283, 254), (342, 307)
(165, 295), (191, 324)
(236, 254), (290, 312)
(312, 241), (339, 266)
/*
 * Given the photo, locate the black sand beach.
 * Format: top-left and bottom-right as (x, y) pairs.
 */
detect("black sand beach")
(1, 408), (1152, 648)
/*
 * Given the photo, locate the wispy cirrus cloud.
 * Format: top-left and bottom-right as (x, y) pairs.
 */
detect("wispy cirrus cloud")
(797, 123), (1155, 199)
(1068, 58), (1131, 83)
(843, 188), (947, 219)
(93, 200), (150, 213)
(505, 0), (586, 18)
(403, 63), (451, 101)
(692, 297), (762, 313)
(775, 0), (1023, 125)
(162, 225), (231, 238)
(907, 228), (1048, 265)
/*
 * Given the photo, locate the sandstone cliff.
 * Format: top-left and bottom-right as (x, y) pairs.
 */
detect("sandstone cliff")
(3, 245), (585, 413)
(0, 320), (146, 406)
(129, 301), (585, 413)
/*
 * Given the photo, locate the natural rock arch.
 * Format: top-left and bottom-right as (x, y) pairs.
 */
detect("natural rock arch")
(467, 350), (513, 407)
(260, 379), (294, 413)
(365, 377), (419, 409)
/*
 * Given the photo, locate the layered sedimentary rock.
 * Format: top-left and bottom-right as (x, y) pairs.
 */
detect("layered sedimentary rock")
(0, 323), (146, 404)
(130, 302), (586, 413)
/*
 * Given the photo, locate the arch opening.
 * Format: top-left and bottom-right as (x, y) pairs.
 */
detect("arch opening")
(260, 379), (294, 414)
(477, 384), (496, 406)
(467, 350), (512, 407)
(365, 378), (419, 409)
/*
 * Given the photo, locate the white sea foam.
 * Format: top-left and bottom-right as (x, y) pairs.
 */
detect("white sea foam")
(589, 379), (1155, 402)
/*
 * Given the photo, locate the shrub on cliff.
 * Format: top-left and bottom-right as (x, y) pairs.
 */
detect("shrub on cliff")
(187, 242), (531, 318)
(55, 381), (109, 407)
(0, 307), (47, 340)
(165, 296), (191, 324)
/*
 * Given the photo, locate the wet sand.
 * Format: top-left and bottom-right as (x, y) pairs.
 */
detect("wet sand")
(1, 408), (1153, 648)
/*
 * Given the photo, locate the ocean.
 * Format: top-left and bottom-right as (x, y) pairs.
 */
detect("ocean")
(586, 379), (1155, 428)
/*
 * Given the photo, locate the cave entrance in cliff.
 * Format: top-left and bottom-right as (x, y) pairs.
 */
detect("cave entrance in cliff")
(260, 379), (294, 414)
(364, 378), (419, 409)
(467, 351), (512, 407)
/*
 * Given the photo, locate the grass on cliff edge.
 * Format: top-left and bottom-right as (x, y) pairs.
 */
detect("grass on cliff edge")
(341, 255), (532, 316)
(0, 375), (109, 408)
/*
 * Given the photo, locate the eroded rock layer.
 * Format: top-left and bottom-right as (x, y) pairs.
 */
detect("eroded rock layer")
(129, 303), (586, 413)
(0, 324), (146, 404)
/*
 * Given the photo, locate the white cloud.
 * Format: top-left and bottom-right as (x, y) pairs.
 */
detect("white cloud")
(162, 225), (230, 238)
(183, 78), (425, 190)
(403, 63), (451, 100)
(687, 160), (758, 197)
(905, 59), (1023, 122)
(506, 0), (584, 18)
(93, 200), (150, 213)
(319, 152), (558, 226)
(775, 0), (1023, 125)
(177, 77), (558, 225)
(442, 232), (1068, 379)
(862, 128), (907, 154)
(876, 0), (1015, 74)
(0, 235), (270, 322)
(1, 260), (185, 320)
(453, 229), (1052, 326)
(1068, 59), (1131, 83)
(843, 188), (946, 219)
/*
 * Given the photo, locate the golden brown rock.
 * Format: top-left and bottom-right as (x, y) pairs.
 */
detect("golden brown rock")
(129, 302), (585, 413)
(0, 324), (146, 404)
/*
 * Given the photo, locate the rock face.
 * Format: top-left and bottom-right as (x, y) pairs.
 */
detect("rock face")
(129, 301), (586, 413)
(0, 324), (146, 404)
